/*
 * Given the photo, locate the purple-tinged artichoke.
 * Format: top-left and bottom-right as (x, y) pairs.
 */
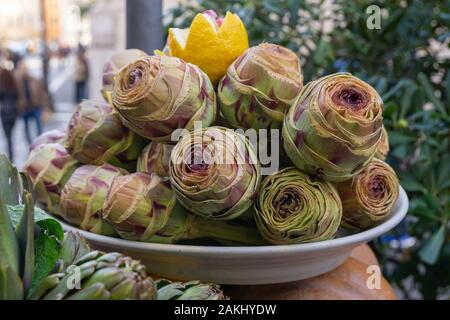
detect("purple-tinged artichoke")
(65, 100), (147, 171)
(29, 130), (66, 152)
(169, 126), (261, 220)
(283, 73), (384, 182)
(60, 164), (126, 235)
(103, 172), (263, 245)
(112, 55), (216, 141)
(156, 279), (227, 300)
(218, 43), (303, 129)
(24, 143), (78, 215)
(254, 167), (342, 245)
(336, 158), (399, 230)
(137, 142), (173, 178)
(101, 49), (147, 104)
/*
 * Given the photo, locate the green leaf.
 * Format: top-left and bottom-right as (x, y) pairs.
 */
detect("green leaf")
(8, 205), (51, 230)
(0, 262), (24, 300)
(29, 219), (64, 295)
(418, 225), (446, 265)
(399, 175), (427, 193)
(417, 72), (447, 118)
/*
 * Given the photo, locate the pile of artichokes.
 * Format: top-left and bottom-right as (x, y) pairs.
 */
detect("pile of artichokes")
(24, 39), (400, 248)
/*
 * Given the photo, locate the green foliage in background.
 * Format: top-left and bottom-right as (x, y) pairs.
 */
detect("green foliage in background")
(166, 0), (450, 299)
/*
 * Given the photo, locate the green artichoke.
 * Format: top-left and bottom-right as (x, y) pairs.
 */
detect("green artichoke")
(29, 251), (156, 300)
(254, 167), (342, 245)
(29, 129), (65, 152)
(137, 141), (173, 178)
(112, 55), (216, 141)
(218, 43), (303, 129)
(23, 143), (78, 215)
(375, 127), (390, 161)
(101, 49), (148, 104)
(283, 73), (384, 182)
(65, 100), (146, 171)
(60, 164), (126, 235)
(103, 172), (263, 245)
(169, 126), (261, 220)
(336, 158), (399, 230)
(156, 279), (227, 300)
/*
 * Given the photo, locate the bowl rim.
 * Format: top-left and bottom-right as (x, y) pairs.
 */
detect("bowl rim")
(58, 187), (408, 257)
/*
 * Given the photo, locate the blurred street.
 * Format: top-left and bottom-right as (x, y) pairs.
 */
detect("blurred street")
(0, 55), (76, 167)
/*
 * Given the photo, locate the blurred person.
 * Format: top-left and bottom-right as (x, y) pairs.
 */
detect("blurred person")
(15, 59), (51, 144)
(74, 45), (89, 102)
(0, 56), (19, 160)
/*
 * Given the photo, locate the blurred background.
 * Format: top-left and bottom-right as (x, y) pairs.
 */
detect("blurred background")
(0, 0), (449, 299)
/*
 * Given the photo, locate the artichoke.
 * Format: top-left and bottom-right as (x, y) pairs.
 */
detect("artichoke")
(336, 158), (399, 230)
(65, 100), (146, 171)
(283, 73), (384, 182)
(218, 43), (303, 129)
(254, 167), (342, 245)
(60, 164), (126, 235)
(101, 49), (148, 104)
(103, 172), (263, 245)
(29, 251), (156, 300)
(169, 126), (261, 220)
(112, 55), (216, 141)
(156, 279), (227, 300)
(23, 143), (78, 215)
(375, 127), (390, 161)
(29, 129), (65, 152)
(137, 142), (173, 178)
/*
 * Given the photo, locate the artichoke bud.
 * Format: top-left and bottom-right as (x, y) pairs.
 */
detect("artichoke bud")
(219, 43), (303, 129)
(24, 143), (78, 215)
(169, 126), (261, 220)
(29, 129), (66, 152)
(112, 55), (217, 141)
(336, 158), (399, 230)
(65, 100), (147, 171)
(60, 164), (126, 235)
(137, 142), (174, 178)
(283, 72), (384, 182)
(254, 167), (342, 244)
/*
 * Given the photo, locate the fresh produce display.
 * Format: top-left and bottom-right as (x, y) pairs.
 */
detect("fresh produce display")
(375, 127), (390, 161)
(218, 43), (303, 129)
(24, 143), (78, 215)
(29, 129), (65, 152)
(254, 168), (342, 244)
(101, 48), (147, 104)
(103, 172), (263, 244)
(60, 164), (125, 236)
(18, 9), (402, 289)
(156, 279), (227, 300)
(112, 55), (216, 141)
(167, 10), (249, 85)
(336, 159), (400, 230)
(65, 100), (146, 171)
(169, 126), (261, 220)
(283, 73), (384, 182)
(1, 156), (226, 300)
(137, 142), (173, 178)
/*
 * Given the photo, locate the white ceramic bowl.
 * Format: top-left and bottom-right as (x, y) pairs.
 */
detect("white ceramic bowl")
(58, 187), (408, 285)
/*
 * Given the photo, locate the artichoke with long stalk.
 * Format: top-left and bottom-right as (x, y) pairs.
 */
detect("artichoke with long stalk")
(65, 100), (146, 171)
(283, 73), (384, 182)
(112, 55), (216, 141)
(335, 158), (399, 230)
(103, 172), (263, 245)
(101, 49), (148, 104)
(254, 167), (342, 245)
(156, 279), (227, 300)
(218, 43), (303, 129)
(29, 130), (65, 152)
(60, 164), (126, 236)
(375, 127), (390, 161)
(137, 142), (173, 178)
(169, 126), (261, 220)
(23, 143), (78, 215)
